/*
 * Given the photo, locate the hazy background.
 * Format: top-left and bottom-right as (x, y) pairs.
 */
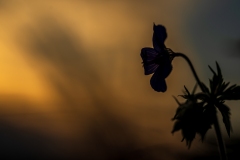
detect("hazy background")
(0, 0), (240, 159)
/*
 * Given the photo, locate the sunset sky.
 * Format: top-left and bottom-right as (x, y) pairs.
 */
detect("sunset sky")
(0, 0), (240, 159)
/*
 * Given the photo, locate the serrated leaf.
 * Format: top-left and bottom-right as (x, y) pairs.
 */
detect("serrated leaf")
(216, 103), (232, 137)
(181, 127), (196, 149)
(224, 84), (237, 93)
(172, 120), (182, 133)
(208, 62), (224, 95)
(219, 85), (240, 100)
(197, 104), (215, 141)
(219, 82), (230, 94)
(172, 104), (186, 120)
(172, 98), (204, 148)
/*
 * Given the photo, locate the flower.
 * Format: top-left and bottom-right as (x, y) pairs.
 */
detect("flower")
(140, 24), (173, 92)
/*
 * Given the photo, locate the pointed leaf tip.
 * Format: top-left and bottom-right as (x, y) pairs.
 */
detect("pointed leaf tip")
(191, 83), (198, 94)
(173, 96), (181, 105)
(208, 65), (216, 75)
(216, 61), (222, 77)
(184, 85), (190, 95)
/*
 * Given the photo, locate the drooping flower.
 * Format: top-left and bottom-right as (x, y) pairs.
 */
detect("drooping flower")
(140, 24), (173, 92)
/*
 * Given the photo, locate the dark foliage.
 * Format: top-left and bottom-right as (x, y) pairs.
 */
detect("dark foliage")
(172, 62), (240, 148)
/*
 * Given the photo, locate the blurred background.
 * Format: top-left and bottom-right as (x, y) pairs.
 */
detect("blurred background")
(0, 0), (240, 159)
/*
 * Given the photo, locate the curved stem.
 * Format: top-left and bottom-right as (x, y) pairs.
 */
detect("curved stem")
(172, 53), (205, 92)
(173, 52), (228, 160)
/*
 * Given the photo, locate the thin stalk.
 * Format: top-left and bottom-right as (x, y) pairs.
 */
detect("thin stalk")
(173, 52), (227, 160)
(213, 111), (228, 160)
(172, 53), (204, 92)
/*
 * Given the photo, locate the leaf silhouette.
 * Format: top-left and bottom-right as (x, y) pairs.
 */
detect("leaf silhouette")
(197, 104), (215, 141)
(216, 103), (232, 137)
(219, 85), (240, 100)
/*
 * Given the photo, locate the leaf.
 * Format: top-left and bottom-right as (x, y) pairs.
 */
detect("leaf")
(179, 86), (194, 100)
(195, 92), (209, 102)
(172, 96), (181, 105)
(181, 126), (196, 149)
(179, 94), (188, 100)
(218, 82), (230, 95)
(216, 61), (222, 78)
(191, 83), (198, 94)
(180, 85), (199, 101)
(171, 120), (182, 133)
(172, 102), (188, 120)
(184, 85), (190, 96)
(224, 84), (237, 93)
(208, 65), (216, 75)
(209, 79), (214, 94)
(219, 85), (240, 100)
(208, 62), (223, 95)
(201, 82), (210, 94)
(206, 63), (240, 100)
(216, 103), (232, 137)
(172, 98), (204, 148)
(196, 104), (215, 141)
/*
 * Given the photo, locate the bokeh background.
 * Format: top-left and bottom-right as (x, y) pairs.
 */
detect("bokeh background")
(0, 0), (240, 159)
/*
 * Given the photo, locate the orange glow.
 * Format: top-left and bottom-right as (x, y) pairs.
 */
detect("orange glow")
(0, 0), (239, 159)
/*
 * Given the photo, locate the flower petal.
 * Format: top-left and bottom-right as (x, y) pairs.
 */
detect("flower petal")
(150, 60), (172, 92)
(150, 73), (167, 92)
(162, 58), (172, 78)
(152, 24), (167, 53)
(140, 47), (159, 75)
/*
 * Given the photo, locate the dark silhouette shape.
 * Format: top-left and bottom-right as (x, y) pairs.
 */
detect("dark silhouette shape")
(140, 24), (173, 92)
(171, 61), (240, 160)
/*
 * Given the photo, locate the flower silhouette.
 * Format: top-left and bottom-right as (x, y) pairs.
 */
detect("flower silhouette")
(140, 23), (240, 160)
(140, 24), (173, 92)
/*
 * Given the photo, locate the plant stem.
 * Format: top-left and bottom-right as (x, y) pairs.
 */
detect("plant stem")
(172, 53), (204, 92)
(213, 112), (228, 160)
(173, 52), (227, 160)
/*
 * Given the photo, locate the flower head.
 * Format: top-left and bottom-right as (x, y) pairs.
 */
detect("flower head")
(140, 24), (173, 92)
